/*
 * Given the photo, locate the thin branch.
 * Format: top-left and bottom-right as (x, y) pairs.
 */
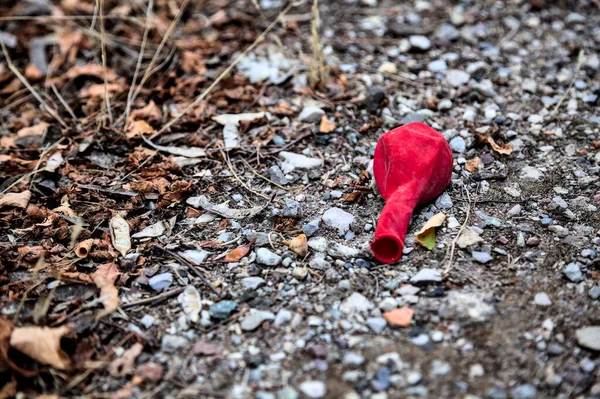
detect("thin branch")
(551, 49), (585, 119)
(124, 0), (154, 123)
(442, 187), (475, 278)
(150, 0), (297, 139)
(97, 0), (113, 124)
(128, 0), (190, 110)
(153, 244), (222, 298)
(0, 38), (69, 129)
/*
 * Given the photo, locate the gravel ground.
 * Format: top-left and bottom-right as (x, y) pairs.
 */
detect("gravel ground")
(1, 0), (600, 398)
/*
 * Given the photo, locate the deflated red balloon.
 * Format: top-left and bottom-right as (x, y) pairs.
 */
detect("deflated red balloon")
(371, 122), (453, 264)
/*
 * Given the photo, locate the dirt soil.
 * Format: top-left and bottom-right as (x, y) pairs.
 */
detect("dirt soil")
(1, 0), (600, 398)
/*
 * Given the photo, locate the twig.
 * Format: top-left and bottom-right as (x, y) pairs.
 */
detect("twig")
(151, 0), (296, 139)
(153, 245), (222, 298)
(221, 150), (270, 200)
(121, 286), (185, 309)
(124, 0), (154, 123)
(240, 158), (289, 191)
(442, 188), (474, 278)
(128, 0), (190, 111)
(97, 0), (113, 124)
(0, 38), (69, 129)
(50, 84), (81, 131)
(550, 49), (585, 119)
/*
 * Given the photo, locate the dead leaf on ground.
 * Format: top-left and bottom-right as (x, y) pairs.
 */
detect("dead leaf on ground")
(319, 115), (335, 133)
(109, 343), (143, 376)
(92, 263), (121, 312)
(0, 190), (31, 209)
(485, 136), (513, 155)
(465, 157), (481, 172)
(9, 326), (71, 370)
(415, 212), (447, 250)
(284, 234), (308, 257)
(187, 196), (264, 219)
(223, 239), (255, 262)
(17, 122), (49, 138)
(110, 214), (131, 257)
(126, 120), (154, 139)
(129, 101), (162, 122)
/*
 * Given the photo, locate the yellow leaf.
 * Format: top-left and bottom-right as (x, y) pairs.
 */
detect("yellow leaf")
(10, 326), (71, 370)
(285, 234), (308, 257)
(415, 212), (446, 250)
(319, 115), (336, 133)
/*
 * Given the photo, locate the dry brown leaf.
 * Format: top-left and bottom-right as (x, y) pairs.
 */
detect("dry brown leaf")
(0, 190), (31, 209)
(465, 157), (481, 172)
(0, 375), (17, 399)
(486, 136), (513, 155)
(126, 120), (154, 139)
(285, 234), (308, 257)
(223, 239), (255, 263)
(10, 326), (71, 370)
(415, 212), (447, 250)
(110, 214), (131, 257)
(17, 122), (48, 137)
(92, 263), (121, 312)
(74, 238), (96, 258)
(80, 83), (122, 98)
(319, 115), (336, 133)
(110, 343), (143, 376)
(130, 101), (162, 122)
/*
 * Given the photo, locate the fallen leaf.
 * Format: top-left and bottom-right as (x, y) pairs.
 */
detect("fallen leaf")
(178, 285), (202, 323)
(212, 112), (266, 125)
(141, 135), (206, 158)
(17, 122), (49, 137)
(415, 212), (447, 250)
(223, 239), (255, 262)
(110, 343), (143, 376)
(10, 326), (71, 370)
(45, 152), (64, 172)
(485, 136), (513, 155)
(319, 115), (336, 133)
(187, 196), (264, 219)
(131, 221), (166, 238)
(285, 234), (308, 257)
(465, 157), (481, 172)
(456, 229), (484, 249)
(126, 120), (153, 139)
(110, 214), (131, 257)
(92, 263), (121, 312)
(0, 375), (17, 399)
(129, 101), (161, 122)
(74, 238), (96, 258)
(0, 190), (31, 209)
(383, 307), (414, 327)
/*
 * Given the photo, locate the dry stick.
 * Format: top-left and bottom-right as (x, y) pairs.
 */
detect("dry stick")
(150, 0), (296, 139)
(126, 0), (190, 115)
(442, 188), (474, 278)
(153, 244), (222, 298)
(50, 84), (81, 131)
(550, 49), (585, 119)
(124, 0), (154, 123)
(121, 286), (185, 309)
(0, 39), (69, 129)
(97, 0), (113, 124)
(222, 150), (270, 200)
